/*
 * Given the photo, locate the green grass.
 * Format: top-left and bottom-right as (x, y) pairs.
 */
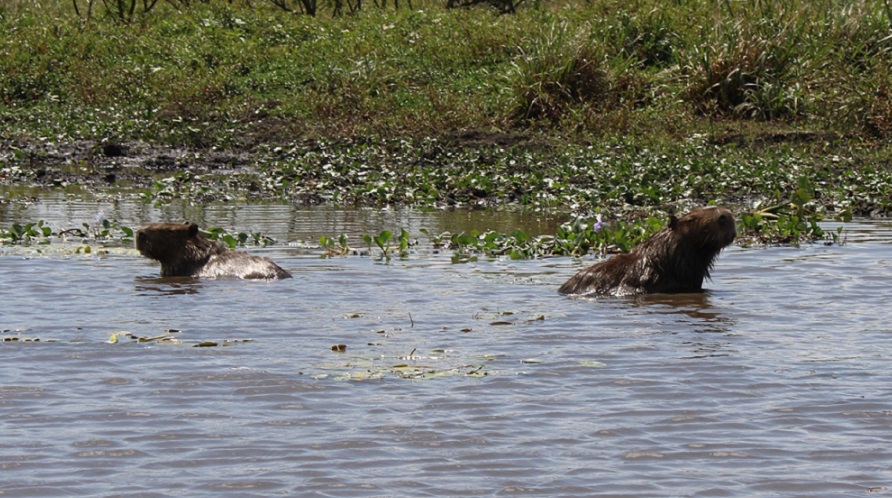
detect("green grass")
(0, 0), (890, 146)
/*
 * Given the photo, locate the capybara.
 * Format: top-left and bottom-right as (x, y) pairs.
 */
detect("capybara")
(559, 206), (736, 297)
(136, 223), (291, 280)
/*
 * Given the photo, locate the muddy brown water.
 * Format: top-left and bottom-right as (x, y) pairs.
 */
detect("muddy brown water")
(2, 195), (892, 497)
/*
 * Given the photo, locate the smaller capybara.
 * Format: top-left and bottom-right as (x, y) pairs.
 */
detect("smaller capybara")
(136, 223), (291, 280)
(559, 206), (736, 297)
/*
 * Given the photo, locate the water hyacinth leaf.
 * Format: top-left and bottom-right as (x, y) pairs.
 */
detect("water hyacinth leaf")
(792, 176), (816, 208)
(510, 229), (530, 243)
(221, 235), (238, 249)
(399, 228), (410, 249)
(374, 230), (392, 250)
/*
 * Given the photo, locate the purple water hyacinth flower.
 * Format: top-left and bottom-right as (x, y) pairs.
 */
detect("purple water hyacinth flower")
(593, 215), (605, 232)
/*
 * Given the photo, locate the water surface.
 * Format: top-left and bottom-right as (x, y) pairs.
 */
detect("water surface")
(2, 197), (891, 497)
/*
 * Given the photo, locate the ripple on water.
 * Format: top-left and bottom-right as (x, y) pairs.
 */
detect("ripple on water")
(2, 201), (892, 496)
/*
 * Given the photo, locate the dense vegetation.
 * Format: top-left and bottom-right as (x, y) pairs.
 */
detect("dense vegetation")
(1, 0), (891, 251)
(1, 0), (890, 144)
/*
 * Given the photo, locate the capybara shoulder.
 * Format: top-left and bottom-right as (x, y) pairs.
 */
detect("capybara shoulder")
(559, 207), (736, 297)
(136, 223), (291, 280)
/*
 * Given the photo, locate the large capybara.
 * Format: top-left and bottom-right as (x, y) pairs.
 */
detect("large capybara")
(136, 223), (292, 280)
(559, 206), (736, 297)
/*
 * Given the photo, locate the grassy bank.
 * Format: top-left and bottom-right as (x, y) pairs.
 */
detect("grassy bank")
(1, 0), (890, 145)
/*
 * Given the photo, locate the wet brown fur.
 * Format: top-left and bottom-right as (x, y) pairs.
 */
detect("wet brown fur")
(559, 207), (736, 297)
(136, 223), (291, 280)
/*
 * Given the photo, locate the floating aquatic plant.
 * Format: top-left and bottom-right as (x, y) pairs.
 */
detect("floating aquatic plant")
(0, 219), (134, 246)
(204, 226), (277, 248)
(319, 233), (351, 256)
(738, 177), (850, 246)
(362, 228), (412, 260)
(107, 330), (251, 347)
(0, 177), (845, 255)
(0, 221), (52, 244)
(316, 345), (491, 382)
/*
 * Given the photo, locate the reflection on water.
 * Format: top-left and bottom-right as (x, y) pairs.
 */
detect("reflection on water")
(631, 290), (713, 308)
(576, 291), (740, 358)
(632, 291), (735, 328)
(134, 276), (204, 295)
(2, 196), (892, 497)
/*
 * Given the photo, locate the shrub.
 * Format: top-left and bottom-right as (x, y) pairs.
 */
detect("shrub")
(683, 22), (803, 120)
(506, 20), (642, 124)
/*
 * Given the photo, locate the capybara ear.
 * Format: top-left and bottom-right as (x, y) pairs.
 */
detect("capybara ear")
(188, 223), (199, 236)
(668, 214), (679, 230)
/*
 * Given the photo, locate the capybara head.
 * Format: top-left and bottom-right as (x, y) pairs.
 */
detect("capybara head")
(136, 223), (226, 276)
(665, 206), (737, 255)
(137, 223), (202, 262)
